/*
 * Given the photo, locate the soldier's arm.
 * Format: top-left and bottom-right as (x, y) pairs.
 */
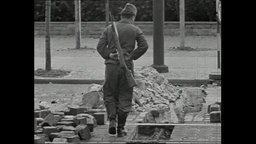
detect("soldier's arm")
(129, 28), (148, 60)
(96, 27), (111, 60)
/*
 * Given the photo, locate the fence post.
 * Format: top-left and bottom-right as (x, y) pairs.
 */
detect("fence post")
(179, 0), (185, 49)
(45, 0), (51, 71)
(152, 0), (169, 73)
(75, 0), (82, 49)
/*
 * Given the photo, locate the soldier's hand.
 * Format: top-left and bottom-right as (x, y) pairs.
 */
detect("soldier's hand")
(109, 52), (119, 60)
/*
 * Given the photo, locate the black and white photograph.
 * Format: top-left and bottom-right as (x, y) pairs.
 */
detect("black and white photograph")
(34, 0), (222, 143)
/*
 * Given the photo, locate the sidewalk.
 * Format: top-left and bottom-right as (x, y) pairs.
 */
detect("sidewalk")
(35, 56), (220, 80)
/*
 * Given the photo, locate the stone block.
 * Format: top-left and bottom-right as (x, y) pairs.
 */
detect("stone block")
(34, 118), (37, 131)
(41, 113), (59, 126)
(75, 124), (91, 140)
(36, 118), (44, 125)
(66, 135), (80, 143)
(43, 126), (58, 136)
(39, 110), (51, 119)
(51, 111), (65, 117)
(60, 131), (75, 135)
(35, 110), (40, 118)
(74, 116), (87, 126)
(63, 115), (75, 119)
(49, 131), (76, 141)
(36, 133), (49, 142)
(210, 111), (221, 123)
(34, 135), (45, 144)
(68, 106), (87, 115)
(208, 104), (221, 113)
(49, 132), (61, 142)
(62, 126), (75, 131)
(57, 121), (75, 127)
(93, 112), (106, 125)
(52, 137), (68, 143)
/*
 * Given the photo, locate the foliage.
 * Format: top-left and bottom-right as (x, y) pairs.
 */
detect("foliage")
(34, 0), (217, 21)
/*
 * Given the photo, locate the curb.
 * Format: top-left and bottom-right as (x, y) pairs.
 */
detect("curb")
(34, 78), (215, 87)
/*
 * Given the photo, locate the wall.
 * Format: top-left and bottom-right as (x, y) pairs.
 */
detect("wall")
(34, 21), (219, 37)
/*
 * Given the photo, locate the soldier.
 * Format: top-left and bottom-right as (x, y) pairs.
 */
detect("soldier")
(97, 3), (148, 137)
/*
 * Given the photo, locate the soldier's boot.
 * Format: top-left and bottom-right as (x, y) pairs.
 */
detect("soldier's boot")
(108, 119), (116, 135)
(117, 111), (128, 137)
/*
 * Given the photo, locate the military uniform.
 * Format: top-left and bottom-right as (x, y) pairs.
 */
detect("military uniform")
(97, 3), (148, 136)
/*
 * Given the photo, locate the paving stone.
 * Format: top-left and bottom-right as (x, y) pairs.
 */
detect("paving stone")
(49, 132), (61, 142)
(60, 131), (76, 135)
(41, 113), (59, 126)
(63, 115), (76, 119)
(66, 134), (80, 143)
(49, 131), (77, 141)
(36, 118), (44, 125)
(52, 137), (68, 143)
(210, 111), (221, 123)
(37, 133), (50, 142)
(34, 118), (37, 131)
(208, 104), (220, 113)
(35, 110), (40, 118)
(74, 116), (87, 126)
(40, 110), (51, 119)
(43, 126), (58, 136)
(57, 121), (75, 127)
(75, 124), (91, 140)
(68, 105), (87, 115)
(51, 111), (65, 116)
(34, 135), (45, 144)
(62, 126), (75, 131)
(35, 129), (44, 134)
(61, 118), (75, 123)
(93, 112), (107, 125)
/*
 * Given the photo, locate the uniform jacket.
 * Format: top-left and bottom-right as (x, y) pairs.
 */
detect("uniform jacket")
(97, 19), (148, 67)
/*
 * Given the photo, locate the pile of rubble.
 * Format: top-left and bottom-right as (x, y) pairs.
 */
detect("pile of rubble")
(34, 102), (106, 143)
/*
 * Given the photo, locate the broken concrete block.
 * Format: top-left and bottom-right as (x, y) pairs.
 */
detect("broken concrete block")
(93, 112), (106, 125)
(74, 116), (87, 126)
(52, 137), (68, 143)
(210, 111), (221, 123)
(75, 124), (91, 140)
(43, 126), (58, 136)
(34, 135), (45, 144)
